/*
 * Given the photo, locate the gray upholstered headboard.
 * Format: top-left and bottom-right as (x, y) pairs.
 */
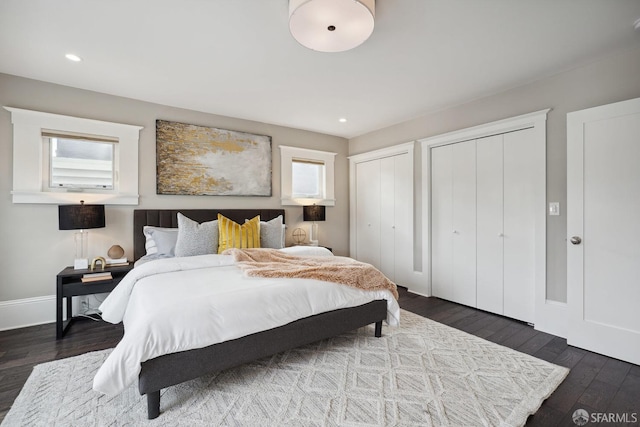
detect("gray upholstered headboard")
(133, 209), (286, 261)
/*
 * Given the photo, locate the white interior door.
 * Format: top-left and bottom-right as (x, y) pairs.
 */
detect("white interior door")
(431, 145), (454, 301)
(503, 128), (537, 323)
(393, 153), (412, 288)
(567, 97), (640, 365)
(379, 156), (395, 280)
(355, 160), (381, 268)
(452, 141), (477, 307)
(476, 135), (504, 315)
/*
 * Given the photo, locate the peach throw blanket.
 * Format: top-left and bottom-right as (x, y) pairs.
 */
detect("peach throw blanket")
(223, 248), (398, 300)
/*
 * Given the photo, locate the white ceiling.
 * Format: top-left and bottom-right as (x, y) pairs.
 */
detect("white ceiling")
(1, 0), (639, 139)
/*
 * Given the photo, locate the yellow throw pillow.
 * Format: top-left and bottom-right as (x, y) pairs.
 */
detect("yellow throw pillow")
(218, 214), (261, 253)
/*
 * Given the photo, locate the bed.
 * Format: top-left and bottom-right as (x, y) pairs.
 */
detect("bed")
(97, 209), (397, 419)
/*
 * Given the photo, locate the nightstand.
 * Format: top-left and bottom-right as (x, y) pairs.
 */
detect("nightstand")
(56, 263), (134, 339)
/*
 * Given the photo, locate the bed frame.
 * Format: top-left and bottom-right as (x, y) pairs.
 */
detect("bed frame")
(132, 209), (388, 419)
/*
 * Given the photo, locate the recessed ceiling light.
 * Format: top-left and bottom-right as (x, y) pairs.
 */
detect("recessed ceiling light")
(339, 118), (347, 123)
(65, 53), (82, 62)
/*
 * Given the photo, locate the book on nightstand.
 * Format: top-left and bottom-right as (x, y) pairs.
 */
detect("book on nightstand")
(105, 258), (129, 267)
(81, 272), (113, 283)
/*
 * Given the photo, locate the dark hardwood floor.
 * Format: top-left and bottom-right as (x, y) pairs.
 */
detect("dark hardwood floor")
(1, 288), (638, 425)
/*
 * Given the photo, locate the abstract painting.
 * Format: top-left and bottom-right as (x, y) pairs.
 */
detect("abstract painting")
(156, 120), (271, 196)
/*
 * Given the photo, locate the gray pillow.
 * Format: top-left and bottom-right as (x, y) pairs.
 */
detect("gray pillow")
(143, 226), (178, 256)
(175, 213), (219, 257)
(257, 215), (285, 249)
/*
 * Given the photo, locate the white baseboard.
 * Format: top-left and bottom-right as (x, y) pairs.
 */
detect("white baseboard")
(0, 295), (59, 331)
(407, 288), (431, 298)
(535, 300), (568, 338)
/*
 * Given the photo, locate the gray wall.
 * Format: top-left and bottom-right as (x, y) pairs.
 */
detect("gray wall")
(0, 73), (348, 302)
(349, 47), (640, 303)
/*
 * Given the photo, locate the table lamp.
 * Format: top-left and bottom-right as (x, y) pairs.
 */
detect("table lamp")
(58, 200), (105, 269)
(303, 204), (325, 246)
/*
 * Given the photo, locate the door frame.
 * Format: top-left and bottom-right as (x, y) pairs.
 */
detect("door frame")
(567, 97), (640, 364)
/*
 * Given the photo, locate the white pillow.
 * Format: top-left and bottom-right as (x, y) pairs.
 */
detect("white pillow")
(143, 226), (178, 256)
(252, 215), (285, 249)
(175, 213), (219, 257)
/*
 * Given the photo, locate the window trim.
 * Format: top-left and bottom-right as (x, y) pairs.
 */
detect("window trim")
(280, 145), (336, 206)
(4, 107), (143, 205)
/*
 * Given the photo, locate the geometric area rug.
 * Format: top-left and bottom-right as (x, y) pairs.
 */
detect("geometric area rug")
(2, 310), (568, 427)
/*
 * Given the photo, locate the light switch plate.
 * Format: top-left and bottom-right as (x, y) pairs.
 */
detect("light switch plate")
(549, 202), (560, 216)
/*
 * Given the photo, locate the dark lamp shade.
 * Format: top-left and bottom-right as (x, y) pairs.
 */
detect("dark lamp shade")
(58, 203), (105, 230)
(303, 205), (326, 222)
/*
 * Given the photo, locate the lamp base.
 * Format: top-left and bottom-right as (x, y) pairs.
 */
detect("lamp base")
(74, 258), (89, 270)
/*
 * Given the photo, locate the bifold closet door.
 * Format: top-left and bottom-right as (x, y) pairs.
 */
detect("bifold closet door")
(379, 156), (396, 280)
(391, 153), (412, 287)
(476, 135), (504, 315)
(431, 141), (476, 307)
(431, 145), (454, 301)
(355, 159), (381, 268)
(503, 128), (536, 323)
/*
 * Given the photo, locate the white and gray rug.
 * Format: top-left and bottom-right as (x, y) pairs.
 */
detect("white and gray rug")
(2, 310), (568, 426)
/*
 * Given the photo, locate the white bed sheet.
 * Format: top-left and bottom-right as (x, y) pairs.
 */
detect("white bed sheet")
(93, 253), (400, 396)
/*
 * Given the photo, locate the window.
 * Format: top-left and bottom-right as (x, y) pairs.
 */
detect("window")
(4, 107), (142, 205)
(47, 134), (116, 190)
(292, 159), (324, 199)
(280, 145), (336, 206)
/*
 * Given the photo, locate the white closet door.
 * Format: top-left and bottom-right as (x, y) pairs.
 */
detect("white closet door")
(355, 160), (381, 267)
(393, 153), (412, 287)
(476, 135), (504, 315)
(431, 142), (476, 307)
(379, 156), (396, 280)
(452, 140), (477, 307)
(503, 128), (537, 323)
(431, 145), (454, 301)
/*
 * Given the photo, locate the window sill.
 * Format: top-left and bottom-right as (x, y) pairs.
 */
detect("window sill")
(280, 197), (336, 206)
(11, 191), (139, 205)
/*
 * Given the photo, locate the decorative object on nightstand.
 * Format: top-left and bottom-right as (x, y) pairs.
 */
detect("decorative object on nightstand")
(90, 256), (107, 271)
(292, 227), (307, 245)
(107, 244), (125, 259)
(106, 244), (128, 266)
(303, 204), (325, 246)
(58, 200), (105, 269)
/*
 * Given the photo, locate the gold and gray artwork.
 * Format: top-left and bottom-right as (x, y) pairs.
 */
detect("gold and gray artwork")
(156, 120), (271, 196)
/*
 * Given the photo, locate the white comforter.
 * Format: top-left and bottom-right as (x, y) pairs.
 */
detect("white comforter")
(93, 250), (400, 396)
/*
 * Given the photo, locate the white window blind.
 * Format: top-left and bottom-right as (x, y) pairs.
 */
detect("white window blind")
(44, 132), (116, 190)
(292, 158), (325, 199)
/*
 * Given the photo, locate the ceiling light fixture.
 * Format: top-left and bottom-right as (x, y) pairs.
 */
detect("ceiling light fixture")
(65, 53), (82, 62)
(339, 118), (347, 123)
(289, 0), (375, 53)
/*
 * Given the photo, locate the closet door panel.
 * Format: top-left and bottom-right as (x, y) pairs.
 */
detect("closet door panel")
(452, 140), (477, 307)
(503, 128), (537, 323)
(430, 145), (454, 301)
(393, 153), (412, 287)
(355, 160), (381, 268)
(476, 135), (504, 315)
(379, 156), (395, 280)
